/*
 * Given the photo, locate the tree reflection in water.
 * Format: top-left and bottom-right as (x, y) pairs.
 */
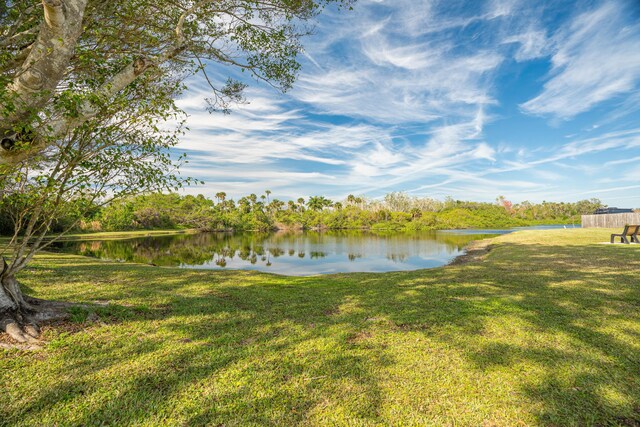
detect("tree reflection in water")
(52, 230), (501, 275)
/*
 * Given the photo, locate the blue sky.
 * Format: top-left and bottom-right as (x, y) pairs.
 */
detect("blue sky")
(175, 0), (640, 207)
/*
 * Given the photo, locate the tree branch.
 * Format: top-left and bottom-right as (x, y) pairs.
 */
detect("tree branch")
(1, 0), (88, 150)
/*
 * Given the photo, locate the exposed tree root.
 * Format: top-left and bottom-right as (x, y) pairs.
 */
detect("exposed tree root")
(0, 294), (73, 350)
(2, 320), (40, 344)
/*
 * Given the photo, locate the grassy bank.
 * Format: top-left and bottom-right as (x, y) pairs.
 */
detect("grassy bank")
(1, 229), (639, 426)
(0, 229), (196, 245)
(58, 229), (199, 241)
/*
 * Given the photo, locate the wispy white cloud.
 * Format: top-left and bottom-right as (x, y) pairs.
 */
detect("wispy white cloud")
(172, 0), (640, 206)
(604, 155), (640, 167)
(521, 1), (640, 119)
(290, 0), (504, 125)
(503, 29), (549, 61)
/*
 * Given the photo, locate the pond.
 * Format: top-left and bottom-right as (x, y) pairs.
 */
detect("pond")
(52, 226), (571, 276)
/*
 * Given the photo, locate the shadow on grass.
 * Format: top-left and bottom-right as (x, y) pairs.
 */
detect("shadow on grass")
(1, 241), (639, 425)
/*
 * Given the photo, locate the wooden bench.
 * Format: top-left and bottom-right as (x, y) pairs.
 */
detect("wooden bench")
(610, 225), (640, 244)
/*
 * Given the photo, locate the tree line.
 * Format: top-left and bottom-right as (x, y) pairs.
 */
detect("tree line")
(0, 191), (603, 235)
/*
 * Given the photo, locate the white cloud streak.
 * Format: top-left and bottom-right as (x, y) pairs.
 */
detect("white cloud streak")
(172, 0), (640, 206)
(521, 1), (640, 119)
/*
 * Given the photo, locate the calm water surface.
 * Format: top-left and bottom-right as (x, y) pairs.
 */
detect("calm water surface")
(53, 226), (570, 275)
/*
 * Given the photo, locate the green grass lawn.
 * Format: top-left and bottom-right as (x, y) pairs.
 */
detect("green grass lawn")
(1, 229), (639, 426)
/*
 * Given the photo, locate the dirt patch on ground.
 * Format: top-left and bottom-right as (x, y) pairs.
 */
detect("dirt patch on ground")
(448, 239), (494, 266)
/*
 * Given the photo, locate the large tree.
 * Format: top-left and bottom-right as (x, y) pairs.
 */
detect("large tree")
(0, 0), (350, 345)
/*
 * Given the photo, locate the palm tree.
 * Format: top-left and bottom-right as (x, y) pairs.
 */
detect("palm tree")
(307, 196), (333, 211)
(238, 197), (251, 214)
(323, 197), (334, 210)
(215, 192), (227, 212)
(248, 193), (258, 209)
(270, 199), (284, 212)
(265, 190), (271, 204)
(306, 196), (322, 211)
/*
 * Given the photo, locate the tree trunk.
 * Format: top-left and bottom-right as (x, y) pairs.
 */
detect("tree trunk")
(0, 262), (70, 347)
(0, 272), (39, 344)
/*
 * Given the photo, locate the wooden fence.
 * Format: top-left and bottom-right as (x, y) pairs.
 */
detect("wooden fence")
(581, 213), (640, 228)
